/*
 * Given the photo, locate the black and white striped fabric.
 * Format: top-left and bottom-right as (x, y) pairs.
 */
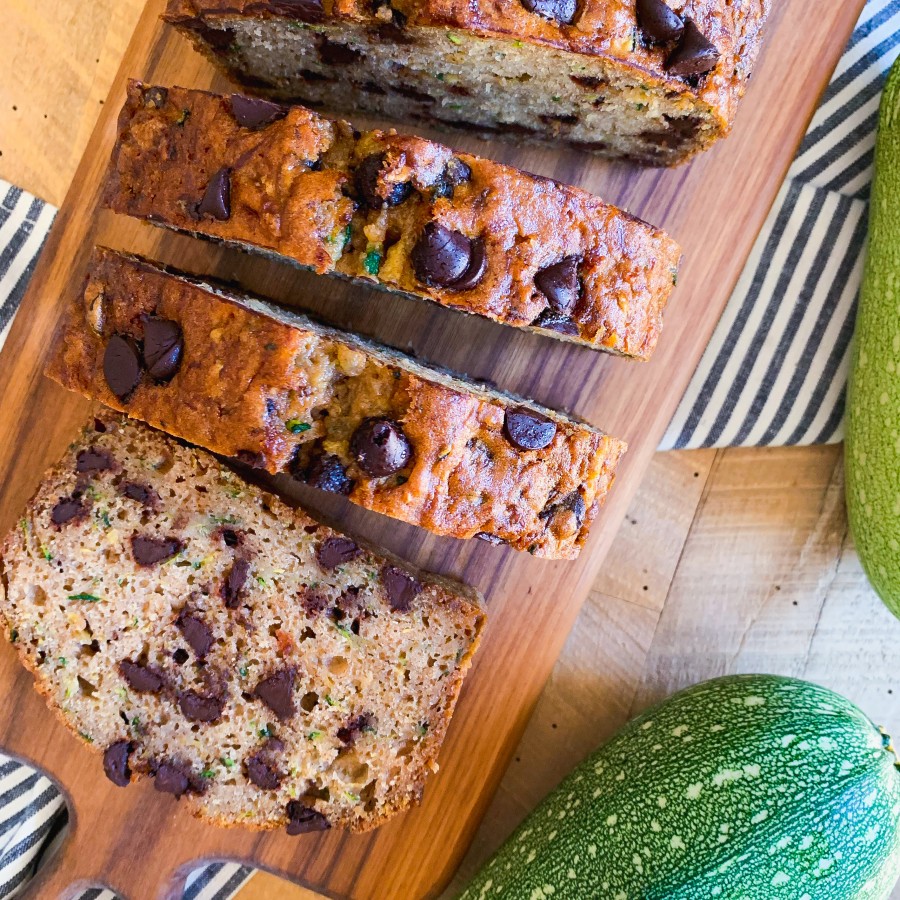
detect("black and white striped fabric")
(0, 0), (896, 894)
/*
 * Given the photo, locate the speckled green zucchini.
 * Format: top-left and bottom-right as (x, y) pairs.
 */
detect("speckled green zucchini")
(846, 57), (900, 616)
(460, 675), (900, 899)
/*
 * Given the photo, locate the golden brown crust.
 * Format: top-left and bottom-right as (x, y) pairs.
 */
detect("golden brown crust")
(104, 81), (681, 358)
(46, 249), (626, 559)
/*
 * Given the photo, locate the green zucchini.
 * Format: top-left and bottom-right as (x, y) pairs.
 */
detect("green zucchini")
(846, 56), (900, 614)
(460, 675), (900, 899)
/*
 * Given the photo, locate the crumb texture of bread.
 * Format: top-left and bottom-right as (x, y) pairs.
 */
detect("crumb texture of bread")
(164, 0), (770, 165)
(0, 412), (484, 832)
(46, 248), (627, 559)
(104, 82), (681, 358)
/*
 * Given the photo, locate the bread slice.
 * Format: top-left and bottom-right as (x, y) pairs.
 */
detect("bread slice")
(46, 248), (626, 559)
(0, 412), (484, 833)
(103, 81), (681, 359)
(163, 0), (770, 166)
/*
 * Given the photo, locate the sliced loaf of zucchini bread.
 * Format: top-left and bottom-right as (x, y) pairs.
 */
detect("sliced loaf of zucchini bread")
(46, 248), (626, 559)
(104, 82), (681, 359)
(0, 412), (484, 832)
(164, 0), (770, 165)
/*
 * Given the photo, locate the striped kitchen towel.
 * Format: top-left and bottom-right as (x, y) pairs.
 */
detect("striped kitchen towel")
(0, 0), (898, 896)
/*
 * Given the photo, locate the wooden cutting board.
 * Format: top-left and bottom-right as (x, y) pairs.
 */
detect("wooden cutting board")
(0, 2), (865, 897)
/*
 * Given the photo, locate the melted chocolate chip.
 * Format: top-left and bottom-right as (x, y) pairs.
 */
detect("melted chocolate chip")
(540, 491), (587, 527)
(411, 222), (473, 287)
(432, 156), (472, 199)
(306, 454), (354, 494)
(198, 167), (231, 220)
(318, 37), (363, 64)
(103, 740), (133, 787)
(121, 482), (157, 507)
(255, 669), (295, 720)
(286, 801), (330, 835)
(381, 565), (421, 612)
(666, 18), (719, 77)
(176, 611), (213, 658)
(350, 418), (413, 477)
(178, 690), (225, 723)
(316, 537), (362, 570)
(531, 310), (580, 336)
(51, 496), (87, 526)
(119, 659), (164, 693)
(76, 448), (114, 474)
(154, 762), (191, 797)
(636, 0), (684, 44)
(230, 94), (288, 129)
(143, 317), (183, 381)
(337, 712), (375, 745)
(131, 535), (183, 566)
(222, 558), (251, 609)
(504, 408), (558, 451)
(220, 528), (242, 547)
(246, 752), (282, 790)
(535, 256), (580, 315)
(520, 0), (576, 24)
(355, 152), (413, 209)
(450, 238), (488, 291)
(103, 334), (142, 399)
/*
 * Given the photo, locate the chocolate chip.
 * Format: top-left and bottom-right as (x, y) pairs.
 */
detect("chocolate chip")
(337, 712), (376, 745)
(432, 156), (472, 199)
(570, 74), (607, 89)
(220, 528), (242, 547)
(355, 152), (413, 209)
(411, 222), (473, 287)
(230, 94), (287, 129)
(198, 167), (231, 220)
(636, 0), (684, 44)
(350, 418), (412, 477)
(255, 669), (295, 720)
(540, 491), (587, 527)
(286, 802), (330, 835)
(103, 740), (133, 787)
(143, 86), (169, 109)
(300, 587), (330, 616)
(76, 448), (114, 474)
(143, 317), (183, 381)
(318, 37), (362, 64)
(119, 659), (164, 693)
(666, 18), (719, 77)
(173, 648), (189, 665)
(121, 482), (157, 507)
(178, 690), (225, 723)
(131, 535), (183, 566)
(222, 558), (251, 609)
(103, 334), (142, 399)
(531, 310), (580, 336)
(51, 496), (86, 526)
(176, 611), (213, 658)
(520, 0), (576, 24)
(504, 408), (557, 451)
(381, 565), (421, 612)
(306, 454), (354, 494)
(93, 418), (108, 433)
(475, 532), (507, 545)
(316, 537), (362, 570)
(449, 238), (488, 291)
(154, 762), (191, 797)
(246, 753), (282, 790)
(535, 256), (580, 315)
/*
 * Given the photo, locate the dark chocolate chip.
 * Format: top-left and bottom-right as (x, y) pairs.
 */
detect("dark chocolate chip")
(520, 0), (577, 24)
(143, 317), (183, 382)
(103, 334), (142, 399)
(255, 669), (295, 720)
(337, 712), (375, 745)
(636, 0), (684, 44)
(318, 37), (363, 64)
(350, 418), (412, 477)
(316, 537), (362, 570)
(103, 740), (133, 787)
(198, 167), (231, 220)
(570, 74), (607, 89)
(306, 454), (354, 494)
(131, 535), (183, 566)
(286, 801), (330, 835)
(535, 256), (580, 315)
(540, 491), (587, 527)
(121, 482), (157, 507)
(93, 418), (108, 433)
(449, 238), (487, 291)
(475, 532), (507, 545)
(176, 611), (213, 658)
(178, 690), (225, 723)
(230, 94), (287, 129)
(666, 18), (719, 77)
(154, 762), (191, 797)
(381, 565), (421, 612)
(51, 496), (87, 526)
(531, 310), (580, 336)
(76, 448), (114, 474)
(504, 408), (558, 451)
(355, 152), (413, 209)
(301, 587), (330, 616)
(432, 156), (472, 199)
(246, 752), (282, 790)
(173, 648), (189, 665)
(119, 659), (164, 693)
(220, 528), (241, 547)
(411, 222), (473, 287)
(142, 86), (169, 109)
(222, 558), (251, 609)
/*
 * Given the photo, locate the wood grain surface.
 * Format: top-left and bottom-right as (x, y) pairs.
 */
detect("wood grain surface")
(0, 1), (873, 898)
